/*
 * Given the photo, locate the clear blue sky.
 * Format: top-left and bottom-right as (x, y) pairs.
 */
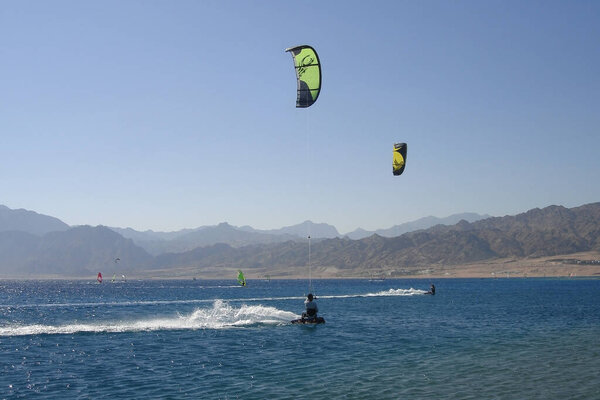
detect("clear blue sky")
(1, 0), (599, 234)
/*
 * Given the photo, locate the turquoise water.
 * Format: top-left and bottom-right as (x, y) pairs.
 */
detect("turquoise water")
(1, 278), (599, 399)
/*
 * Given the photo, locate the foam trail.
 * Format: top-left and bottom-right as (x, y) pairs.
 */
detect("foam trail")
(0, 300), (299, 337)
(367, 288), (428, 296)
(0, 299), (215, 308)
(0, 288), (428, 309)
(317, 288), (428, 299)
(0, 299), (216, 309)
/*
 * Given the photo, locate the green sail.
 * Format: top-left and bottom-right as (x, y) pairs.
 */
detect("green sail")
(285, 45), (322, 108)
(393, 143), (407, 176)
(237, 270), (246, 286)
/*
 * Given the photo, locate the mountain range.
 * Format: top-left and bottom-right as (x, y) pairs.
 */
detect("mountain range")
(109, 214), (490, 255)
(0, 203), (598, 278)
(344, 213), (491, 239)
(0, 225), (151, 277)
(1, 204), (490, 255)
(0, 205), (70, 235)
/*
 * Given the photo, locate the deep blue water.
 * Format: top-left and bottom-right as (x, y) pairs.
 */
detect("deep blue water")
(1, 278), (599, 399)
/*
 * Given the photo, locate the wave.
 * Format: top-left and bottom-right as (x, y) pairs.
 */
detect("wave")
(0, 300), (299, 337)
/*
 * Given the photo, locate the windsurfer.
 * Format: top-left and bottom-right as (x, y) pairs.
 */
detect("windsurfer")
(302, 293), (318, 320)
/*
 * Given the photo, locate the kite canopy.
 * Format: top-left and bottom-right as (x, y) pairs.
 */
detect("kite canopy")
(393, 143), (407, 176)
(285, 45), (322, 108)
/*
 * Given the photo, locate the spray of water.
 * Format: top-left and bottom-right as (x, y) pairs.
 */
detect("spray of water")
(0, 300), (298, 337)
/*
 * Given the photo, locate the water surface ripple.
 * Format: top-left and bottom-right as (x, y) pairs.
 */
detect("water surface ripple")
(1, 279), (599, 399)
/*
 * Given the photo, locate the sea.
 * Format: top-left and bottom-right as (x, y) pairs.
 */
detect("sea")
(1, 278), (599, 399)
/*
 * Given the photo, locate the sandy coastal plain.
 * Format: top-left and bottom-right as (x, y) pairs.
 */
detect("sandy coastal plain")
(3, 251), (599, 281)
(111, 251), (600, 280)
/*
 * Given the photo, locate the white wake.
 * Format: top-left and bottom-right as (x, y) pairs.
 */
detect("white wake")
(0, 288), (429, 309)
(0, 300), (298, 337)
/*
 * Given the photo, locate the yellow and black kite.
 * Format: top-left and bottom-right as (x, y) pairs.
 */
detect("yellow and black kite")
(393, 143), (407, 176)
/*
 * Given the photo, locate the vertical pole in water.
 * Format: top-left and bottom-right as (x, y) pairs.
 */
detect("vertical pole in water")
(308, 235), (312, 294)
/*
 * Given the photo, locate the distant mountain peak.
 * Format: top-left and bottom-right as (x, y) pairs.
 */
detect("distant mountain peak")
(344, 212), (491, 240)
(0, 204), (70, 236)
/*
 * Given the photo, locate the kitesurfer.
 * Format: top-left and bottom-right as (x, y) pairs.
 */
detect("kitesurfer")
(302, 293), (318, 320)
(426, 284), (436, 295)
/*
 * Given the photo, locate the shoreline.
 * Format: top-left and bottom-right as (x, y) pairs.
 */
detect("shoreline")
(2, 252), (599, 281)
(2, 273), (599, 281)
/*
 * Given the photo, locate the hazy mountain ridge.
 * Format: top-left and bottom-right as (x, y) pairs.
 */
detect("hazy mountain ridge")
(113, 222), (306, 255)
(109, 226), (200, 242)
(345, 213), (491, 239)
(145, 203), (600, 278)
(0, 226), (152, 276)
(114, 216), (490, 254)
(0, 204), (489, 255)
(240, 220), (340, 238)
(1, 203), (599, 278)
(0, 205), (70, 236)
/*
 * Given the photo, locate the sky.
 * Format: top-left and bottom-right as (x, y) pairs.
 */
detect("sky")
(1, 0), (599, 234)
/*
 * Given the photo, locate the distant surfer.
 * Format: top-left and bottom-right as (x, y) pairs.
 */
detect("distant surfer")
(426, 284), (435, 295)
(302, 293), (319, 320)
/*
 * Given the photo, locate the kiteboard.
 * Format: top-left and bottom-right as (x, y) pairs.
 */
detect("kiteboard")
(291, 317), (325, 325)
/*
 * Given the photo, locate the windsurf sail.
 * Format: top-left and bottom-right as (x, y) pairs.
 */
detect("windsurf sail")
(393, 143), (407, 176)
(237, 270), (246, 286)
(285, 45), (322, 108)
(111, 273), (116, 283)
(97, 272), (103, 283)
